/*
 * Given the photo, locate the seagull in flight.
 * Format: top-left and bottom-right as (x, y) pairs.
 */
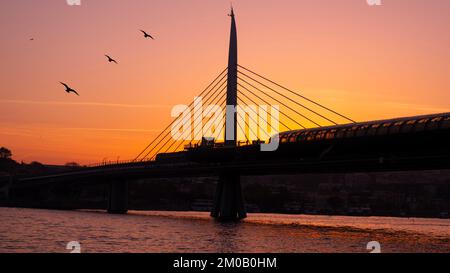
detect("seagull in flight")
(60, 82), (79, 96)
(140, 30), (154, 40)
(105, 54), (118, 64)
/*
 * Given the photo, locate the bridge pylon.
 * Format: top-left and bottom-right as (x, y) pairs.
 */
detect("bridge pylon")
(225, 7), (238, 147)
(211, 173), (247, 221)
(210, 8), (247, 221)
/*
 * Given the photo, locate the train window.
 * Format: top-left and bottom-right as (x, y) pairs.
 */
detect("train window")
(296, 132), (306, 142)
(315, 130), (327, 140)
(377, 122), (392, 135)
(414, 118), (429, 132)
(427, 117), (443, 130)
(284, 132), (291, 142)
(313, 131), (320, 140)
(344, 126), (359, 138)
(389, 121), (404, 134)
(306, 131), (320, 141)
(336, 128), (347, 138)
(317, 131), (326, 140)
(325, 129), (337, 139)
(289, 133), (298, 143)
(367, 124), (380, 136)
(304, 132), (312, 141)
(400, 120), (417, 133)
(356, 125), (370, 137)
(299, 131), (308, 141)
(343, 128), (352, 138)
(441, 116), (450, 129)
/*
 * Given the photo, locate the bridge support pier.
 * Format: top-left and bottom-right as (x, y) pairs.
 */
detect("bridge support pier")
(0, 186), (9, 202)
(211, 174), (247, 221)
(107, 180), (128, 214)
(1, 176), (15, 202)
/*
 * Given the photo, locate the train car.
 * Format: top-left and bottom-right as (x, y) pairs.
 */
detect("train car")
(278, 112), (450, 145)
(271, 112), (450, 162)
(158, 112), (450, 165)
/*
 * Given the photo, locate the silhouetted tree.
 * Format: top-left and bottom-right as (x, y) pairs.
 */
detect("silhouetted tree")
(0, 147), (17, 174)
(0, 147), (12, 159)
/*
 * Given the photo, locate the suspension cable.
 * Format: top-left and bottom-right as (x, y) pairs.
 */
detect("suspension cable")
(238, 79), (316, 127)
(138, 71), (228, 161)
(172, 95), (227, 154)
(238, 64), (356, 123)
(189, 88), (227, 145)
(237, 87), (298, 130)
(147, 85), (227, 160)
(236, 111), (251, 143)
(237, 92), (288, 137)
(238, 71), (336, 126)
(134, 68), (228, 161)
(192, 102), (227, 146)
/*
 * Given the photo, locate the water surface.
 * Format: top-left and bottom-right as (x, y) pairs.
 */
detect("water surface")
(0, 208), (448, 253)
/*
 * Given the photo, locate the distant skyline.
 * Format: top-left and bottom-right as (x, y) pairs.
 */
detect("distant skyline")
(1, 0), (450, 164)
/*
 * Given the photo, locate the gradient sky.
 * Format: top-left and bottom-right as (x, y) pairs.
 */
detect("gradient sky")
(1, 0), (450, 164)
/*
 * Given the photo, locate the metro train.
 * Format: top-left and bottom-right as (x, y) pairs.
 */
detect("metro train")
(156, 112), (450, 164)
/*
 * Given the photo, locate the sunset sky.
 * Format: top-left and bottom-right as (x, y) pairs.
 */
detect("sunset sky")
(1, 0), (450, 164)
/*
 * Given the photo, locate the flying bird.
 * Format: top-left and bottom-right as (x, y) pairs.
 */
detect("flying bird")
(29, 38), (34, 41)
(140, 30), (154, 40)
(60, 82), (79, 96)
(105, 54), (118, 64)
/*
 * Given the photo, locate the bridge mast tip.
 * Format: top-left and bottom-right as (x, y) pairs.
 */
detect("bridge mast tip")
(228, 4), (234, 17)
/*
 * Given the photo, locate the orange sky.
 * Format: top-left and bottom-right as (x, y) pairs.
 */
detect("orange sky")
(1, 0), (450, 165)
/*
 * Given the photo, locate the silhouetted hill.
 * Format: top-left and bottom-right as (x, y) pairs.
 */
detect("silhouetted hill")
(0, 158), (82, 177)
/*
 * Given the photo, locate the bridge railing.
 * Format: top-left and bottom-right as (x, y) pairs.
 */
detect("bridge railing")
(84, 159), (154, 169)
(89, 139), (269, 168)
(84, 141), (260, 169)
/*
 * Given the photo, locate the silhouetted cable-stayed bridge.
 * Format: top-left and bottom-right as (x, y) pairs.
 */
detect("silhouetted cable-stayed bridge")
(132, 8), (355, 163)
(4, 8), (449, 222)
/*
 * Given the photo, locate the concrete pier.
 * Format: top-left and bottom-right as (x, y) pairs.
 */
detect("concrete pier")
(211, 174), (247, 221)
